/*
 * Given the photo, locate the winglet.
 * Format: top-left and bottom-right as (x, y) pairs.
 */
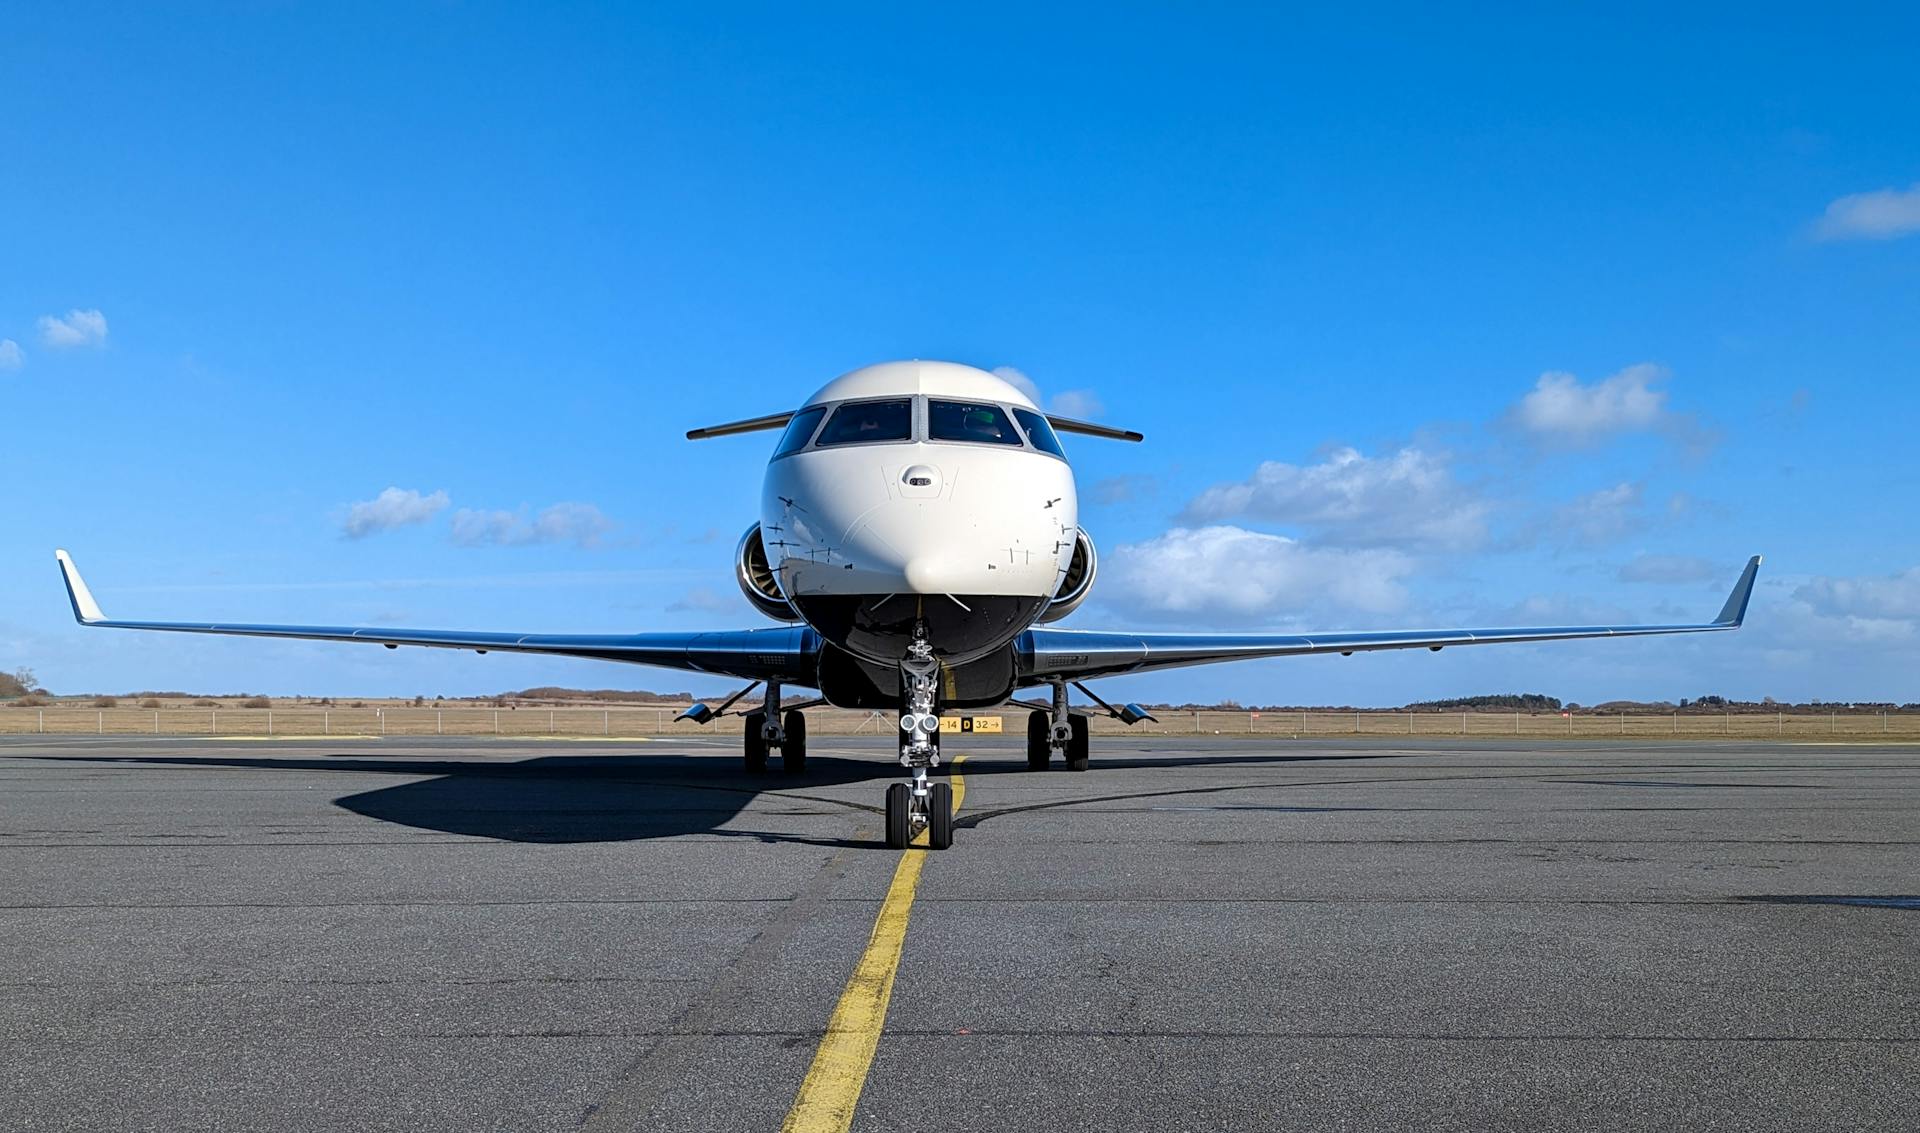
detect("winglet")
(55, 550), (106, 624)
(1714, 555), (1762, 627)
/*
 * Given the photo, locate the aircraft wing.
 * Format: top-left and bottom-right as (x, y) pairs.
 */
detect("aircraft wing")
(55, 551), (819, 684)
(1021, 555), (1761, 682)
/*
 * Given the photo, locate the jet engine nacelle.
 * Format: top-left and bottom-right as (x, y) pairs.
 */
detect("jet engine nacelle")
(736, 524), (799, 622)
(1039, 529), (1097, 623)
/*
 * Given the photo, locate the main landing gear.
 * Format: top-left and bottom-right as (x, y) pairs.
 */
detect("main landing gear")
(742, 679), (807, 775)
(886, 627), (953, 850)
(1025, 679), (1090, 772)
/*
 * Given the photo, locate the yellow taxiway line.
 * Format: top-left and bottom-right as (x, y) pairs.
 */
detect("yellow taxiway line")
(781, 756), (967, 1133)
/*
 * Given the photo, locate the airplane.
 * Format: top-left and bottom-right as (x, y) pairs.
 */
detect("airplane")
(55, 360), (1762, 850)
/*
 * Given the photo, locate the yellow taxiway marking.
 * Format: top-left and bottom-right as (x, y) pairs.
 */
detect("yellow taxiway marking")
(781, 756), (966, 1133)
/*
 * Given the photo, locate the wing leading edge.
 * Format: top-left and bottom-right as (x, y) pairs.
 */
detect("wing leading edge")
(54, 551), (818, 684)
(1020, 555), (1762, 682)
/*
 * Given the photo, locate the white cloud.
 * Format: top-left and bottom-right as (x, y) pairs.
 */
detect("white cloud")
(1089, 474), (1157, 506)
(1813, 182), (1920, 242)
(1795, 567), (1920, 621)
(1508, 363), (1671, 439)
(1048, 389), (1104, 419)
(1618, 553), (1718, 583)
(341, 487), (450, 538)
(1102, 525), (1413, 622)
(37, 308), (108, 349)
(0, 339), (21, 370)
(667, 587), (741, 614)
(1540, 482), (1648, 547)
(992, 366), (1042, 404)
(1182, 446), (1489, 551)
(450, 502), (612, 548)
(992, 365), (1106, 420)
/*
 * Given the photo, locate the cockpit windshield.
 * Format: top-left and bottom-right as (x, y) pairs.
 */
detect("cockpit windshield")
(1009, 407), (1065, 458)
(772, 405), (828, 458)
(929, 400), (1022, 446)
(815, 398), (912, 447)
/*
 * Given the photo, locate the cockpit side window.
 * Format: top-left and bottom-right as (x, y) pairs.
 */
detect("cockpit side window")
(772, 405), (828, 458)
(814, 398), (913, 447)
(928, 399), (1023, 446)
(1009, 407), (1065, 458)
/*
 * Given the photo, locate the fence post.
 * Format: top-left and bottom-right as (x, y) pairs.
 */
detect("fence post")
(268, 710), (273, 737)
(325, 710), (330, 736)
(1514, 711), (1519, 735)
(38, 709), (43, 734)
(437, 710), (443, 736)
(1460, 712), (1466, 735)
(97, 710), (102, 735)
(380, 710), (385, 737)
(604, 709), (610, 736)
(549, 709), (554, 734)
(154, 710), (160, 735)
(213, 709), (217, 736)
(495, 709), (500, 735)
(1831, 711), (1836, 735)
(1777, 710), (1782, 736)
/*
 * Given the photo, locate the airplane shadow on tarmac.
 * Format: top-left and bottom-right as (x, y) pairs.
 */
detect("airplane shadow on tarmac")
(30, 746), (1399, 847)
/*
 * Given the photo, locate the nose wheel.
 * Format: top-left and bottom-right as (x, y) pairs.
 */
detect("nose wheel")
(886, 627), (954, 850)
(885, 779), (952, 850)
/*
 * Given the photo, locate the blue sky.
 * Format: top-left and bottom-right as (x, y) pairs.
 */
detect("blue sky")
(5, 4), (1918, 705)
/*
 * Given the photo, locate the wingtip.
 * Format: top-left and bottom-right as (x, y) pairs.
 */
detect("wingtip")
(55, 549), (106, 624)
(1715, 554), (1763, 627)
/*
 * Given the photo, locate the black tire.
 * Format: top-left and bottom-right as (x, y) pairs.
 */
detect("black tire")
(885, 783), (911, 849)
(743, 710), (768, 773)
(781, 709), (808, 774)
(1065, 713), (1090, 772)
(1026, 710), (1050, 771)
(928, 782), (953, 850)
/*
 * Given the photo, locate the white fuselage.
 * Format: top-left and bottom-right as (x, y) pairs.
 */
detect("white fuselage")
(757, 361), (1078, 666)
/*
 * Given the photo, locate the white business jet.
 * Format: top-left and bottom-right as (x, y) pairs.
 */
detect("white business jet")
(56, 360), (1761, 849)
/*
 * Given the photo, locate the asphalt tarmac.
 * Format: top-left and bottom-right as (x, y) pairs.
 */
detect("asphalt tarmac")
(3, 734), (1916, 1131)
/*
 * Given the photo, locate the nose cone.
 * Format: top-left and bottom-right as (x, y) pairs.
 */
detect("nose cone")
(902, 556), (961, 595)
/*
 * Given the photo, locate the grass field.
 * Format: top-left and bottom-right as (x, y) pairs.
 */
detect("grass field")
(3, 698), (1916, 740)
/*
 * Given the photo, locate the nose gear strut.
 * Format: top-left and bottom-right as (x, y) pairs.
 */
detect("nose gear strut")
(887, 623), (954, 849)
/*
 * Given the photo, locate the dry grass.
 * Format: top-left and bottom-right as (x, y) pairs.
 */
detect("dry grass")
(1, 696), (1917, 741)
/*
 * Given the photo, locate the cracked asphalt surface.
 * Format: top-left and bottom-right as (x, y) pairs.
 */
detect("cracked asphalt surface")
(3, 735), (1916, 1131)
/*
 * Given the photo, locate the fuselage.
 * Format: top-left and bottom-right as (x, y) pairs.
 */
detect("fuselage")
(760, 361), (1078, 667)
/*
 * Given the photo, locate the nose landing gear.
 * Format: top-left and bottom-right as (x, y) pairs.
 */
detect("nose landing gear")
(886, 627), (953, 850)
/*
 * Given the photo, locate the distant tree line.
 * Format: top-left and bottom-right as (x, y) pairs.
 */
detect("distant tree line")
(1, 668), (42, 698)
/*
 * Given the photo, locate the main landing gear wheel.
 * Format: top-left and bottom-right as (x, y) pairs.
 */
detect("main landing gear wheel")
(885, 783), (912, 849)
(781, 709), (807, 774)
(927, 782), (953, 850)
(742, 710), (769, 773)
(1065, 714), (1091, 772)
(1026, 710), (1050, 771)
